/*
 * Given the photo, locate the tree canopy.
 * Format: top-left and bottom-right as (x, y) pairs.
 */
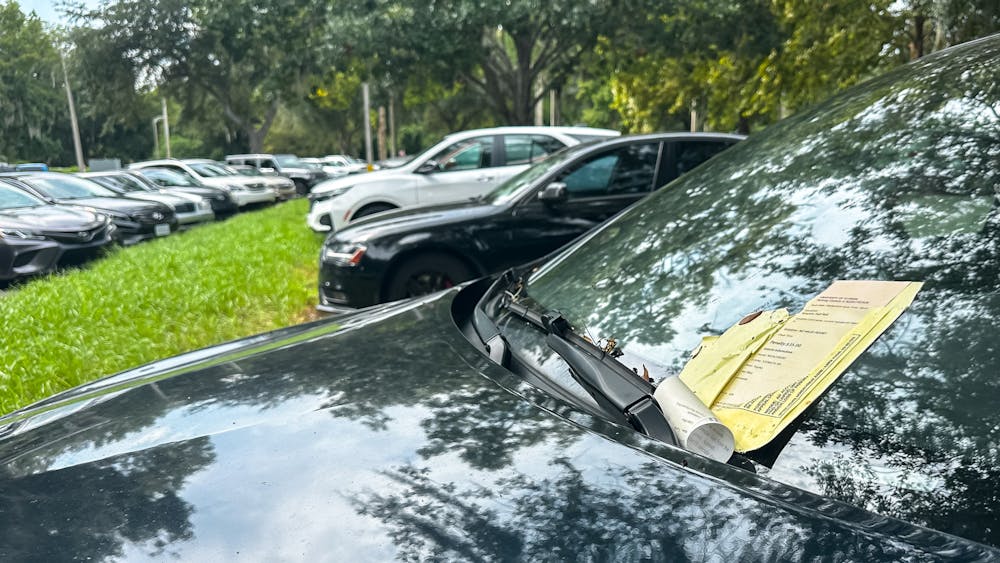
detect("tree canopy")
(0, 0), (996, 165)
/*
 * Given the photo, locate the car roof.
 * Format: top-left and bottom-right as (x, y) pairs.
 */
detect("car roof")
(442, 125), (621, 139)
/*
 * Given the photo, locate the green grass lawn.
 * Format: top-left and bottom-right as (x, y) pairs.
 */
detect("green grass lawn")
(0, 199), (325, 415)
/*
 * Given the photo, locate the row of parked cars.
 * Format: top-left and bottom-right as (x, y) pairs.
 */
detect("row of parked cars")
(1, 36), (998, 559)
(305, 125), (745, 310)
(0, 159), (300, 284)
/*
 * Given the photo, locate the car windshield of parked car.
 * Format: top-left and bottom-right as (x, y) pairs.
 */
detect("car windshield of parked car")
(483, 145), (584, 205)
(22, 175), (118, 199)
(510, 39), (1000, 548)
(140, 168), (200, 187)
(275, 155), (304, 168)
(102, 175), (148, 193)
(0, 184), (46, 208)
(187, 163), (234, 177)
(236, 167), (263, 177)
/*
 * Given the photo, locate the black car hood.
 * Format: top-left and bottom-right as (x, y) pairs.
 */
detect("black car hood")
(0, 205), (105, 231)
(0, 289), (992, 560)
(57, 196), (165, 214)
(338, 200), (499, 242)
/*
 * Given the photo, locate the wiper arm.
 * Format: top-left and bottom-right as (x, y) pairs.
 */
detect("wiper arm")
(498, 290), (677, 446)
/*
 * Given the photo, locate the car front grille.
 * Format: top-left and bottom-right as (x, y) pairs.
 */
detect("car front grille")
(42, 223), (111, 244)
(174, 203), (195, 213)
(133, 208), (175, 224)
(247, 182), (268, 191)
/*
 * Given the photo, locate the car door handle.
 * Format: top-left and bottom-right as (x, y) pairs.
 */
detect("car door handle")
(477, 175), (495, 182)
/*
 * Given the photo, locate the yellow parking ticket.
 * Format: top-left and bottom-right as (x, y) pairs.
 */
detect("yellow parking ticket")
(678, 280), (923, 453)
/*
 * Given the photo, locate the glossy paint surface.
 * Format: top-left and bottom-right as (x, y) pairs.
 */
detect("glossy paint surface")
(0, 291), (992, 560)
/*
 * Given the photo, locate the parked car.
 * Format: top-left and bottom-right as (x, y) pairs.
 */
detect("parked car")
(1, 172), (177, 245)
(374, 154), (413, 169)
(305, 125), (621, 232)
(129, 159), (276, 208)
(0, 179), (115, 282)
(318, 132), (743, 310)
(225, 153), (326, 195)
(133, 167), (239, 216)
(13, 163), (48, 172)
(319, 154), (370, 175)
(227, 164), (297, 200)
(0, 36), (997, 561)
(79, 171), (215, 226)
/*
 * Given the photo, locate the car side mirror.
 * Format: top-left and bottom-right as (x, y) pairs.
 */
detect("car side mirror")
(537, 182), (567, 203)
(415, 160), (439, 174)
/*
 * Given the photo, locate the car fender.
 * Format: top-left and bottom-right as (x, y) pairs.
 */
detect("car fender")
(339, 188), (416, 223)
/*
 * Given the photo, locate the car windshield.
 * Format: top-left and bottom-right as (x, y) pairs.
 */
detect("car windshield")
(22, 175), (118, 199)
(483, 146), (582, 205)
(275, 155), (304, 168)
(236, 167), (263, 177)
(187, 162), (234, 177)
(508, 39), (1000, 548)
(140, 168), (200, 187)
(97, 175), (149, 193)
(0, 184), (46, 209)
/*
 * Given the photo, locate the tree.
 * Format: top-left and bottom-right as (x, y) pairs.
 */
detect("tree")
(342, 0), (624, 125)
(0, 1), (64, 163)
(74, 0), (327, 153)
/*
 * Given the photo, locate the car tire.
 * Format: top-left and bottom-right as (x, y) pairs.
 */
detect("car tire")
(385, 253), (472, 301)
(352, 203), (397, 220)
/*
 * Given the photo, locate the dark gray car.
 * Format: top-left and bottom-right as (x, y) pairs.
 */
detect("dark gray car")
(0, 34), (997, 560)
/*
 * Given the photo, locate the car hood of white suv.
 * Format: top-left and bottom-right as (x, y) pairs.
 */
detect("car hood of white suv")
(310, 167), (415, 195)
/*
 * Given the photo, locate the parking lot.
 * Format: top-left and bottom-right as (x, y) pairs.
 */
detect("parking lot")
(2, 1), (999, 560)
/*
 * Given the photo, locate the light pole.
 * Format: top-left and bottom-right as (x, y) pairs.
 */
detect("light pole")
(152, 116), (164, 158)
(60, 53), (85, 171)
(161, 97), (171, 158)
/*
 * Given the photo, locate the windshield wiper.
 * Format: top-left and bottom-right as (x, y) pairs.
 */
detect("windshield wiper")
(476, 271), (677, 446)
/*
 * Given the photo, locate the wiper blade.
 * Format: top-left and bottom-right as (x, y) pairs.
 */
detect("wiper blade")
(493, 281), (676, 446)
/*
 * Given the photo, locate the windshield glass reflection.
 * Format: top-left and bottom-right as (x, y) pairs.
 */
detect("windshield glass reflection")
(524, 39), (1000, 546)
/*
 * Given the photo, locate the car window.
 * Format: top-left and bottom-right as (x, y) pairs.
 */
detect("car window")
(556, 143), (659, 197)
(559, 154), (618, 196)
(673, 140), (734, 178)
(0, 184), (46, 208)
(503, 135), (565, 166)
(429, 136), (493, 172)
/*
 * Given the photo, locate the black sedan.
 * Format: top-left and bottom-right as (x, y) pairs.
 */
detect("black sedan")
(0, 180), (115, 282)
(133, 167), (239, 216)
(0, 36), (999, 560)
(2, 172), (177, 245)
(319, 132), (743, 310)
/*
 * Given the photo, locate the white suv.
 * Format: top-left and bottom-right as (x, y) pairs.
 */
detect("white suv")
(129, 159), (277, 207)
(306, 126), (619, 232)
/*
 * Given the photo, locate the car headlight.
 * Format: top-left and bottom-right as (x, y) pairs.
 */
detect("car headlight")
(0, 228), (46, 240)
(310, 185), (353, 204)
(103, 210), (131, 220)
(322, 242), (366, 266)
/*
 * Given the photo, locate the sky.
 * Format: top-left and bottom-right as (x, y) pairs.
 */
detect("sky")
(18, 0), (98, 25)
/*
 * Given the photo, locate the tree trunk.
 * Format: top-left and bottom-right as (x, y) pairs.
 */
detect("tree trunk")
(909, 14), (926, 60)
